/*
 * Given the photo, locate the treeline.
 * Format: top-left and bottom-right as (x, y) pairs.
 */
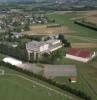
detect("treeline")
(0, 43), (27, 61)
(0, 61), (92, 100)
(47, 24), (62, 28)
(74, 21), (97, 31)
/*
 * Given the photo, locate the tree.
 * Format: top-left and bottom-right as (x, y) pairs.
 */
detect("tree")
(58, 34), (66, 42)
(58, 34), (71, 47)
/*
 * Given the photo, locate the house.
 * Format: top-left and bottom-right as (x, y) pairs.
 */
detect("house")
(11, 32), (23, 38)
(26, 40), (49, 53)
(66, 48), (96, 63)
(43, 65), (77, 78)
(69, 76), (77, 83)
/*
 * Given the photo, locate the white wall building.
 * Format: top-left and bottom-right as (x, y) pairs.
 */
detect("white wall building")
(66, 48), (96, 63)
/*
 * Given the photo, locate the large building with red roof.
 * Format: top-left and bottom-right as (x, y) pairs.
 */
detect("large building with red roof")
(66, 48), (96, 63)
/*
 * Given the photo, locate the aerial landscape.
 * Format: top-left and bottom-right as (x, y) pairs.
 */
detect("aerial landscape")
(0, 0), (97, 100)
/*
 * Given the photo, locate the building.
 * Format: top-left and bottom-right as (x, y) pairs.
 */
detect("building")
(69, 76), (77, 83)
(11, 32), (23, 39)
(26, 39), (63, 61)
(43, 65), (77, 78)
(66, 48), (96, 63)
(3, 57), (22, 66)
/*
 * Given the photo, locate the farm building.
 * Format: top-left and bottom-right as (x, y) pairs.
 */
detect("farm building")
(26, 39), (63, 61)
(66, 48), (96, 63)
(43, 65), (77, 78)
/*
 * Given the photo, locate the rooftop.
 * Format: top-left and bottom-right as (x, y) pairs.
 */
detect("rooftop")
(67, 48), (93, 58)
(26, 40), (48, 52)
(3, 57), (22, 66)
(44, 65), (77, 77)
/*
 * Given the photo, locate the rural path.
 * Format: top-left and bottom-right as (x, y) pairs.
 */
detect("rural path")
(5, 73), (76, 100)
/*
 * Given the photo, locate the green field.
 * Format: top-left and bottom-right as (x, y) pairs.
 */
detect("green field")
(0, 65), (80, 100)
(48, 12), (97, 38)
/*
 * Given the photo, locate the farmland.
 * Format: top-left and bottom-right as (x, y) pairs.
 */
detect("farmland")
(30, 24), (73, 35)
(48, 11), (97, 38)
(85, 16), (97, 25)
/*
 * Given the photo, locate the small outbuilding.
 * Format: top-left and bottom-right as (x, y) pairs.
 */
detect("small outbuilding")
(69, 76), (77, 83)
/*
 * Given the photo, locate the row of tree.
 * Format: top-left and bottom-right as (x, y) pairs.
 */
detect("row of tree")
(0, 61), (92, 100)
(0, 43), (27, 61)
(74, 20), (97, 31)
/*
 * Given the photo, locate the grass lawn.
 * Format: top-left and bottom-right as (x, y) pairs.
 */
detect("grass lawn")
(0, 75), (63, 100)
(0, 53), (6, 61)
(0, 65), (80, 100)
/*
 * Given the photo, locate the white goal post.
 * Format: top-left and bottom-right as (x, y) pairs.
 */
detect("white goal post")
(0, 69), (5, 75)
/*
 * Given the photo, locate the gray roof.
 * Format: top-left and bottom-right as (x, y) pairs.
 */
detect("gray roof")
(44, 65), (77, 77)
(26, 40), (47, 52)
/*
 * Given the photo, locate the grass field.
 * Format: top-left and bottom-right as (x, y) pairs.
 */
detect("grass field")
(0, 65), (80, 100)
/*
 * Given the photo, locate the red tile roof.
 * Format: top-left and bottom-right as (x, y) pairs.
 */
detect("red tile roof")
(67, 48), (93, 58)
(69, 76), (77, 81)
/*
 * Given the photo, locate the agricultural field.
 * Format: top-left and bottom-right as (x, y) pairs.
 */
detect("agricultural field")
(22, 24), (73, 36)
(47, 11), (97, 38)
(71, 43), (97, 48)
(85, 16), (97, 25)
